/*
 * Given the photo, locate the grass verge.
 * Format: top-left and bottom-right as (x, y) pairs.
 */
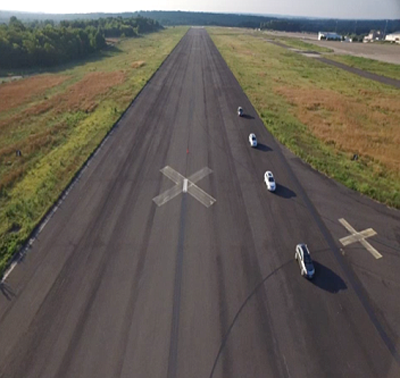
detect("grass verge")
(0, 26), (188, 273)
(325, 54), (400, 81)
(208, 27), (400, 209)
(263, 33), (333, 53)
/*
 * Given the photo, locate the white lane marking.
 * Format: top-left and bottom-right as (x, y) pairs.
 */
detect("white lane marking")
(339, 228), (377, 246)
(153, 185), (184, 207)
(187, 167), (212, 183)
(161, 166), (185, 185)
(153, 166), (215, 208)
(187, 184), (216, 208)
(338, 218), (382, 259)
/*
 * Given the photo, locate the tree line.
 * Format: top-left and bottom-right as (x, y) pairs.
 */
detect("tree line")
(136, 11), (400, 36)
(0, 16), (163, 69)
(259, 19), (400, 36)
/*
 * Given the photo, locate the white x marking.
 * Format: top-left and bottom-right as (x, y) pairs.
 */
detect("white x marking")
(338, 218), (382, 259)
(153, 166), (216, 208)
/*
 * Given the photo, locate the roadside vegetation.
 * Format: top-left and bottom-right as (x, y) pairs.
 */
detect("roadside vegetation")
(208, 27), (400, 208)
(325, 54), (400, 81)
(258, 34), (400, 80)
(0, 26), (188, 273)
(0, 16), (162, 69)
(262, 34), (333, 53)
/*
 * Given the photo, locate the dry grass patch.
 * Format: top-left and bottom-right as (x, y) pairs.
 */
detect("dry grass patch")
(276, 86), (400, 173)
(131, 60), (146, 68)
(0, 71), (125, 131)
(0, 74), (69, 112)
(50, 71), (126, 113)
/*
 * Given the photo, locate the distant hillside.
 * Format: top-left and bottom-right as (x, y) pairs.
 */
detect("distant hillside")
(1, 10), (400, 35)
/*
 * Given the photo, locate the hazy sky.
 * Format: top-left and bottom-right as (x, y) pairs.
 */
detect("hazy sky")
(2, 0), (400, 19)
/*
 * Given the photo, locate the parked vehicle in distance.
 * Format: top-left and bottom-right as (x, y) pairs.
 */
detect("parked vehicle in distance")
(237, 106), (243, 117)
(264, 171), (276, 192)
(295, 244), (315, 279)
(249, 133), (257, 147)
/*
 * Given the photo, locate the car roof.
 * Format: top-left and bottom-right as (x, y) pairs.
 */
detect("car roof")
(297, 244), (310, 255)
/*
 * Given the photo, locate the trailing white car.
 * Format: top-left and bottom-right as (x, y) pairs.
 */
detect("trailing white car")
(249, 133), (257, 147)
(264, 171), (276, 192)
(295, 244), (315, 279)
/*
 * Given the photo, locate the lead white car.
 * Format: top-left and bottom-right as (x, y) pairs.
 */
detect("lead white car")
(295, 244), (315, 279)
(249, 133), (257, 147)
(264, 171), (276, 192)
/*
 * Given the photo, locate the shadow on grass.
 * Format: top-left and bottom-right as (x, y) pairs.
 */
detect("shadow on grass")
(0, 45), (123, 77)
(310, 261), (347, 293)
(275, 184), (296, 198)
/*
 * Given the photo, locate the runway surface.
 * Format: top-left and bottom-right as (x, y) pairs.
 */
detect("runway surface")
(1, 28), (400, 378)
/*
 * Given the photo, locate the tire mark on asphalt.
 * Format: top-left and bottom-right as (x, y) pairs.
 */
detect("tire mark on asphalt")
(166, 32), (196, 378)
(166, 195), (187, 378)
(211, 30), (400, 368)
(204, 34), (288, 378)
(113, 31), (193, 378)
(2, 30), (195, 378)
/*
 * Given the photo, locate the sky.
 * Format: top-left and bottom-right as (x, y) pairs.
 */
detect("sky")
(1, 0), (400, 20)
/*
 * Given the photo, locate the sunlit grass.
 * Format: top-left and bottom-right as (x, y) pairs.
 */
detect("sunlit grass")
(325, 54), (400, 81)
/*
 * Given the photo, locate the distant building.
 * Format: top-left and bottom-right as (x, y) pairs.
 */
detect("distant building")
(385, 32), (400, 43)
(318, 32), (342, 41)
(363, 30), (384, 43)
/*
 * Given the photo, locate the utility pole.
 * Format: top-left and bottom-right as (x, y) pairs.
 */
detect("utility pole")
(383, 19), (388, 38)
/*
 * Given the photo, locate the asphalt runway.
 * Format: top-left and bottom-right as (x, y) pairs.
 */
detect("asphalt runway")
(1, 28), (400, 378)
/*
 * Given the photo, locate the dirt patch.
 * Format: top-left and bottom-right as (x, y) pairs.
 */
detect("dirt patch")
(131, 61), (146, 69)
(276, 86), (400, 173)
(0, 75), (70, 113)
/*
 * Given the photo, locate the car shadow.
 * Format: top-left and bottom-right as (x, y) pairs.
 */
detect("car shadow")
(274, 184), (296, 198)
(310, 261), (347, 293)
(241, 114), (255, 120)
(255, 143), (272, 152)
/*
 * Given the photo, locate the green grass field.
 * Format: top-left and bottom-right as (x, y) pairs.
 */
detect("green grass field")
(0, 26), (188, 273)
(208, 27), (400, 209)
(325, 54), (400, 81)
(264, 34), (333, 53)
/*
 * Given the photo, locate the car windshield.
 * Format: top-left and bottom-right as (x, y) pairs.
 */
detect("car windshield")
(251, 136), (256, 140)
(268, 177), (274, 183)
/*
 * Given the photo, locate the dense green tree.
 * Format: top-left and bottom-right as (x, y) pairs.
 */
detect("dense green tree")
(0, 16), (162, 69)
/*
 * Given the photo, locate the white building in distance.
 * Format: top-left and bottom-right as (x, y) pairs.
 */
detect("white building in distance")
(385, 32), (400, 43)
(363, 30), (384, 42)
(318, 32), (342, 41)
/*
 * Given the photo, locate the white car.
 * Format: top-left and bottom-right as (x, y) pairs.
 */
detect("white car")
(249, 133), (257, 147)
(295, 244), (315, 279)
(264, 171), (276, 192)
(237, 106), (243, 117)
